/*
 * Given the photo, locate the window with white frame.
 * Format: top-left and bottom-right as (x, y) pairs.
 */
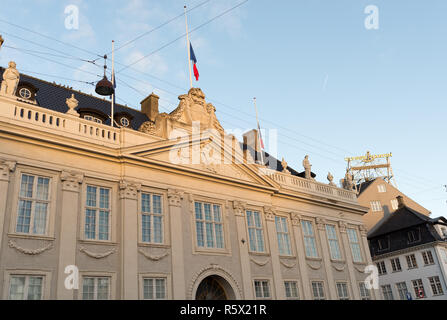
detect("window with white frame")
(85, 185), (111, 241)
(16, 174), (50, 235)
(359, 282), (371, 300)
(311, 281), (325, 300)
(406, 254), (418, 269)
(390, 199), (399, 211)
(377, 261), (387, 275)
(411, 279), (425, 299)
(326, 225), (342, 260)
(195, 202), (224, 249)
(347, 228), (363, 263)
(381, 284), (394, 300)
(275, 216), (291, 255)
(284, 281), (299, 299)
(422, 250), (435, 265)
(390, 258), (402, 272)
(143, 278), (166, 300)
(8, 275), (43, 300)
(246, 210), (265, 252)
(336, 282), (349, 300)
(84, 115), (102, 123)
(82, 277), (110, 300)
(428, 276), (443, 296)
(370, 200), (382, 212)
(301, 220), (318, 258)
(141, 193), (163, 244)
(396, 282), (409, 300)
(254, 280), (271, 299)
(378, 184), (386, 193)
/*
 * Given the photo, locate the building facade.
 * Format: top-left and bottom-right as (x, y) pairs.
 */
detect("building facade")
(368, 196), (447, 300)
(0, 62), (376, 300)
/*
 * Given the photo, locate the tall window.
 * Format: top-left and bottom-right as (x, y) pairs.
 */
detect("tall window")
(9, 275), (43, 300)
(378, 184), (386, 193)
(336, 282), (349, 300)
(359, 283), (371, 300)
(347, 228), (362, 262)
(381, 284), (394, 300)
(284, 281), (299, 299)
(16, 174), (50, 235)
(311, 281), (325, 300)
(275, 216), (291, 255)
(422, 250), (435, 265)
(396, 282), (408, 300)
(390, 199), (399, 211)
(246, 210), (265, 252)
(411, 279), (425, 299)
(141, 193), (163, 244)
(370, 200), (382, 212)
(428, 276), (443, 296)
(195, 202), (224, 249)
(254, 280), (271, 299)
(302, 221), (318, 258)
(82, 277), (110, 300)
(85, 186), (110, 241)
(406, 254), (418, 269)
(143, 278), (166, 300)
(326, 225), (342, 260)
(377, 261), (387, 275)
(390, 258), (402, 272)
(407, 230), (420, 243)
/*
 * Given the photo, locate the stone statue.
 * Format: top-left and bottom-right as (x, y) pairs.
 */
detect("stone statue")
(0, 35), (4, 49)
(343, 170), (354, 191)
(0, 61), (20, 96)
(303, 155), (312, 179)
(281, 157), (290, 173)
(327, 172), (336, 186)
(65, 94), (79, 116)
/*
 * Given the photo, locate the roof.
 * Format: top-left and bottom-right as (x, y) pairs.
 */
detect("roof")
(0, 67), (149, 130)
(356, 179), (377, 195)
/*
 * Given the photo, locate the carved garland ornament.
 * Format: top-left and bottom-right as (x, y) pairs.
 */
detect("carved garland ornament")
(306, 261), (322, 270)
(250, 257), (270, 266)
(8, 239), (53, 255)
(138, 248), (169, 261)
(280, 259), (297, 268)
(332, 264), (346, 272)
(79, 246), (116, 259)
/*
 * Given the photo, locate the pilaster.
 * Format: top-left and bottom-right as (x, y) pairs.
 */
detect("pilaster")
(338, 221), (360, 299)
(315, 217), (337, 299)
(0, 159), (16, 251)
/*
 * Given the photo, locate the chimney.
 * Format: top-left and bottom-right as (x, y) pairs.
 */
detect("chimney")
(396, 195), (405, 209)
(140, 93), (159, 122)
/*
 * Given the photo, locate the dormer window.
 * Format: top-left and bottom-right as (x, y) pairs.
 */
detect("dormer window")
(16, 83), (38, 101)
(19, 87), (32, 99)
(407, 229), (421, 244)
(84, 115), (103, 124)
(120, 117), (129, 127)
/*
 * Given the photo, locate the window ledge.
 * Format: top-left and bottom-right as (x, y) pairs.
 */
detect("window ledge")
(353, 261), (367, 266)
(78, 239), (117, 246)
(138, 243), (170, 249)
(8, 233), (55, 241)
(249, 251), (271, 257)
(305, 257), (322, 262)
(330, 259), (346, 263)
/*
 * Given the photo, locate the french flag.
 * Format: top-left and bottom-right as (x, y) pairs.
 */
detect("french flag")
(190, 42), (199, 81)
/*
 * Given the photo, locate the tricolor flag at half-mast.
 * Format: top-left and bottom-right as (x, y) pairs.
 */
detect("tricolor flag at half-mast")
(190, 43), (199, 81)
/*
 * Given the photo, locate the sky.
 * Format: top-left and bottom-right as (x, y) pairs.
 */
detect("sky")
(0, 0), (446, 218)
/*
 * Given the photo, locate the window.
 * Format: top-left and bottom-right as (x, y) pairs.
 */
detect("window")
(390, 258), (402, 272)
(19, 87), (32, 99)
(381, 284), (394, 300)
(85, 185), (111, 241)
(311, 281), (325, 300)
(428, 276), (444, 296)
(411, 279), (425, 299)
(326, 225), (342, 260)
(284, 281), (299, 299)
(359, 283), (371, 300)
(254, 280), (271, 299)
(143, 278), (166, 300)
(141, 193), (163, 244)
(246, 210), (265, 252)
(370, 200), (382, 212)
(195, 202), (224, 249)
(396, 282), (409, 300)
(82, 277), (110, 300)
(377, 261), (387, 275)
(9, 275), (43, 300)
(302, 220), (318, 258)
(390, 199), (399, 211)
(422, 250), (435, 265)
(336, 282), (349, 300)
(84, 115), (103, 123)
(378, 184), (386, 193)
(406, 254), (418, 269)
(347, 228), (363, 262)
(377, 237), (389, 251)
(407, 230), (420, 244)
(120, 117), (130, 127)
(275, 216), (291, 255)
(16, 174), (50, 235)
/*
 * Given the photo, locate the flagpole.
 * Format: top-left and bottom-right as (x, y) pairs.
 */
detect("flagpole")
(184, 5), (193, 89)
(253, 97), (265, 165)
(111, 39), (115, 127)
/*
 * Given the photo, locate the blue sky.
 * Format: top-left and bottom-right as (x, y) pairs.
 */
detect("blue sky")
(0, 0), (446, 217)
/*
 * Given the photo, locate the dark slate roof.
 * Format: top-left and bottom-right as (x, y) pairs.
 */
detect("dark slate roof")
(368, 205), (433, 238)
(0, 67), (149, 130)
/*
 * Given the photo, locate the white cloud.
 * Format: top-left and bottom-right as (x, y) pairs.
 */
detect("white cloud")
(124, 50), (168, 76)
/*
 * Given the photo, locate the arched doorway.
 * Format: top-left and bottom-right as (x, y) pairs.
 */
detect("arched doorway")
(195, 275), (234, 300)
